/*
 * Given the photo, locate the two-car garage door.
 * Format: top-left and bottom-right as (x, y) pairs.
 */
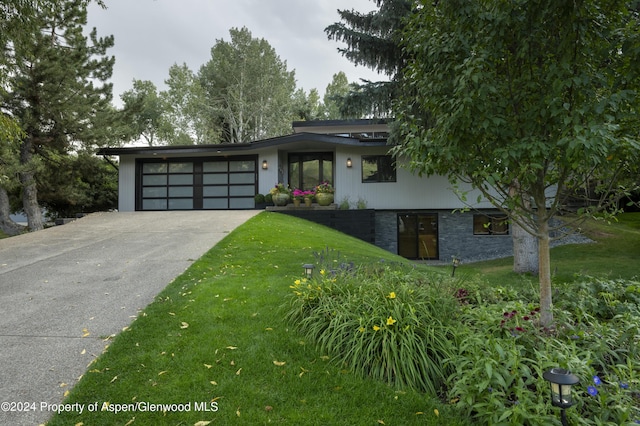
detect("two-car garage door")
(136, 156), (257, 210)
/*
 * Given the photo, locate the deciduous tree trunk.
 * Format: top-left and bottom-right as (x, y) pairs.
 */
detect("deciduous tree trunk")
(537, 219), (553, 328)
(512, 221), (538, 274)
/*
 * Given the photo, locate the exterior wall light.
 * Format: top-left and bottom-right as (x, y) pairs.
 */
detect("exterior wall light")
(346, 158), (352, 168)
(262, 160), (268, 170)
(543, 368), (580, 426)
(302, 264), (314, 278)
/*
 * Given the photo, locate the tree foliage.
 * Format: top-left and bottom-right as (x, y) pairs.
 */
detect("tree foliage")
(199, 27), (296, 143)
(394, 0), (640, 326)
(325, 0), (413, 117)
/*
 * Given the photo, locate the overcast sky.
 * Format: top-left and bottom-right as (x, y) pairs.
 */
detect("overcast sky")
(85, 0), (386, 106)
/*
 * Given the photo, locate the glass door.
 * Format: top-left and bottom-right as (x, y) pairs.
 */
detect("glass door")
(397, 214), (439, 260)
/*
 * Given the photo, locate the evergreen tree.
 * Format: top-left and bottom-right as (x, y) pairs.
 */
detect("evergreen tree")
(1, 0), (114, 230)
(325, 0), (412, 118)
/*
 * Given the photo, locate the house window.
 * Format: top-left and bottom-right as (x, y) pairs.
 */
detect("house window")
(473, 214), (509, 235)
(362, 155), (396, 182)
(288, 153), (333, 190)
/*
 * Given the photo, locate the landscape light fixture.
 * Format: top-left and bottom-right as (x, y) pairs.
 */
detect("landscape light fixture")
(346, 158), (352, 168)
(451, 256), (461, 277)
(302, 264), (314, 278)
(543, 368), (580, 426)
(262, 160), (268, 170)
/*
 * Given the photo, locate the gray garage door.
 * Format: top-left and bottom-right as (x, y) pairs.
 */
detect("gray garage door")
(137, 156), (257, 210)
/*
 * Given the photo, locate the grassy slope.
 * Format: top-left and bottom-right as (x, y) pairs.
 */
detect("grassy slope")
(48, 212), (462, 426)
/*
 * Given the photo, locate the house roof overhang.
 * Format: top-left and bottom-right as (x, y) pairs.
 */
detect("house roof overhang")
(97, 132), (389, 157)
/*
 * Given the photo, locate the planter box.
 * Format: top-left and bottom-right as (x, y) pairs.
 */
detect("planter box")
(274, 209), (375, 244)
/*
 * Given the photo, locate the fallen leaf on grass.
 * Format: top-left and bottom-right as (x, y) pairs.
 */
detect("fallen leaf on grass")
(210, 381), (217, 385)
(82, 328), (90, 337)
(273, 361), (286, 366)
(110, 376), (118, 383)
(225, 346), (237, 350)
(158, 371), (167, 376)
(124, 418), (135, 426)
(235, 368), (242, 375)
(204, 364), (212, 369)
(194, 422), (211, 426)
(180, 322), (189, 329)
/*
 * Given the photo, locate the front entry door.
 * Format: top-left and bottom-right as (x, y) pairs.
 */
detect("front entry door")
(397, 214), (439, 260)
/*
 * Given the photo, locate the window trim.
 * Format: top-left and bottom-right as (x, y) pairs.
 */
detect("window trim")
(361, 155), (396, 183)
(473, 214), (510, 236)
(287, 152), (333, 190)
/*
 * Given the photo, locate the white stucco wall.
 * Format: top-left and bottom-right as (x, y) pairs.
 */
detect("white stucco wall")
(334, 147), (495, 210)
(118, 157), (136, 212)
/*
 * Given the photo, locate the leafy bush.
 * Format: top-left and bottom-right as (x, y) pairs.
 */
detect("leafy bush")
(446, 288), (640, 425)
(285, 260), (640, 424)
(284, 262), (459, 394)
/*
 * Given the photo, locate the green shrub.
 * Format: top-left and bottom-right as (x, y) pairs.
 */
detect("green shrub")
(284, 263), (459, 394)
(445, 288), (640, 425)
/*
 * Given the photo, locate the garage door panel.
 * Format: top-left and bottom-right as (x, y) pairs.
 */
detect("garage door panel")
(203, 187), (228, 197)
(203, 174), (228, 185)
(169, 187), (193, 197)
(230, 185), (255, 196)
(203, 199), (228, 209)
(168, 199), (194, 210)
(230, 173), (254, 184)
(230, 198), (254, 209)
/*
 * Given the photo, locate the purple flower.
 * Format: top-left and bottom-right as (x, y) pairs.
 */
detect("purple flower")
(593, 375), (602, 386)
(619, 382), (629, 389)
(587, 386), (598, 396)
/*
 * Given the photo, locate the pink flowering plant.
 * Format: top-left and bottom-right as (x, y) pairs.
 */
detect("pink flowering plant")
(292, 188), (315, 201)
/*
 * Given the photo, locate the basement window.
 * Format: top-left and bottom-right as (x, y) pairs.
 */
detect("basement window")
(473, 214), (509, 235)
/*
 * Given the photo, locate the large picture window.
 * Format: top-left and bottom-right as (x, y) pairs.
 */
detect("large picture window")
(288, 153), (333, 190)
(362, 155), (396, 182)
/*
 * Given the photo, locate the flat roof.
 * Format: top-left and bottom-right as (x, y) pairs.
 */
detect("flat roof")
(97, 132), (388, 157)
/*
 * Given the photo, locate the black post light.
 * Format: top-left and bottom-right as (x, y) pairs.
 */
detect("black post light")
(451, 256), (461, 277)
(543, 368), (580, 426)
(302, 264), (315, 278)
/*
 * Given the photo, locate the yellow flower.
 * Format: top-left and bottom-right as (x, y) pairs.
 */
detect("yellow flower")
(294, 279), (301, 286)
(358, 326), (365, 333)
(320, 269), (326, 276)
(387, 292), (396, 299)
(434, 409), (440, 417)
(372, 325), (381, 331)
(386, 316), (397, 326)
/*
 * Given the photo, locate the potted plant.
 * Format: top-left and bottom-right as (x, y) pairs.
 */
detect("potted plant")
(314, 181), (335, 206)
(269, 183), (291, 206)
(292, 189), (305, 207)
(303, 190), (315, 207)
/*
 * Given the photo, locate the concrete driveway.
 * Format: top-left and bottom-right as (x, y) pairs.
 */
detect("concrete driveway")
(0, 211), (259, 425)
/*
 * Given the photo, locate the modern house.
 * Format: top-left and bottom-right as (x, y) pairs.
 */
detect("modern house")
(98, 120), (513, 262)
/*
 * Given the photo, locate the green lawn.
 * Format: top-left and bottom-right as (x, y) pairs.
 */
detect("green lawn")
(48, 212), (463, 426)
